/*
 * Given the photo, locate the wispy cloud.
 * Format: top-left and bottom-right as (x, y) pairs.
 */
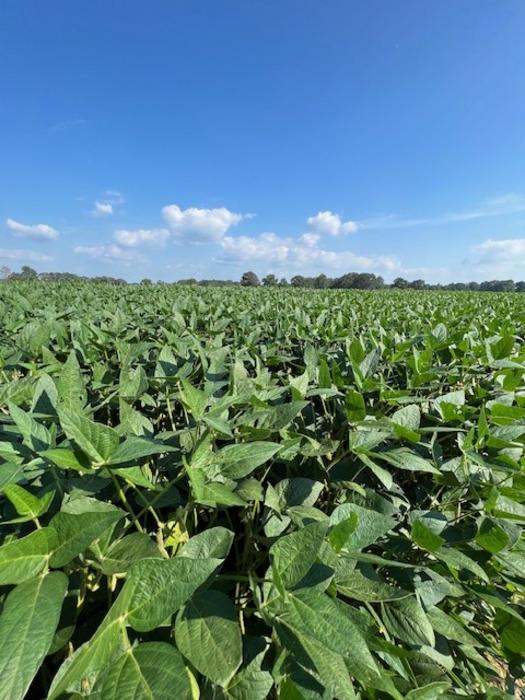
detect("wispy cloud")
(6, 218), (59, 241)
(73, 243), (139, 264)
(473, 237), (525, 264)
(358, 194), (525, 230)
(114, 228), (170, 248)
(0, 248), (52, 262)
(48, 118), (91, 133)
(91, 191), (125, 217)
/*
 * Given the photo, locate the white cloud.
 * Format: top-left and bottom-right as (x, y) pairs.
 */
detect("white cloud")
(473, 238), (525, 263)
(307, 211), (358, 236)
(6, 218), (59, 241)
(162, 204), (245, 242)
(218, 231), (400, 275)
(91, 191), (125, 217)
(114, 228), (170, 248)
(0, 248), (52, 262)
(221, 233), (290, 263)
(300, 232), (320, 247)
(93, 201), (113, 217)
(73, 244), (138, 263)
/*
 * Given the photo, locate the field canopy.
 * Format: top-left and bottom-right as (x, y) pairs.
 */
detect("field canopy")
(0, 282), (524, 699)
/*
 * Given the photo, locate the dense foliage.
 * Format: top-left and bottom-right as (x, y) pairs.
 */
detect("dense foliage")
(3, 265), (525, 292)
(0, 283), (524, 699)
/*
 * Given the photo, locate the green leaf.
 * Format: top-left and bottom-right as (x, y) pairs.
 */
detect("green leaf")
(58, 406), (119, 465)
(0, 527), (58, 585)
(381, 595), (435, 647)
(223, 637), (273, 700)
(8, 402), (51, 451)
(491, 494), (525, 522)
(271, 522), (327, 589)
(97, 532), (163, 575)
(329, 513), (358, 553)
(0, 462), (24, 492)
(435, 546), (489, 583)
(180, 379), (209, 419)
(91, 642), (193, 699)
(109, 436), (175, 465)
(412, 519), (445, 553)
(501, 617), (525, 653)
(405, 682), (451, 699)
(48, 582), (133, 698)
(4, 484), (54, 520)
(215, 441), (282, 480)
(372, 448), (440, 474)
(31, 373), (58, 415)
(57, 350), (87, 407)
(0, 572), (67, 700)
(126, 556), (222, 631)
(391, 403), (421, 430)
(433, 390), (465, 414)
(179, 526), (234, 559)
(175, 590), (242, 686)
(426, 607), (478, 646)
(50, 507), (125, 567)
(274, 589), (381, 686)
(41, 446), (92, 471)
(329, 503), (395, 550)
(345, 390), (366, 422)
(475, 518), (510, 553)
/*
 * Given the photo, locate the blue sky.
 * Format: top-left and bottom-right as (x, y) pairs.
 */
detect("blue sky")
(2, 0), (525, 282)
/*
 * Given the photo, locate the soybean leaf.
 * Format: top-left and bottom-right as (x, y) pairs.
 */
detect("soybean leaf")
(0, 572), (67, 700)
(175, 590), (243, 686)
(271, 522), (327, 590)
(216, 441), (282, 480)
(126, 556), (222, 631)
(0, 527), (58, 585)
(50, 506), (125, 567)
(91, 642), (193, 700)
(58, 406), (119, 465)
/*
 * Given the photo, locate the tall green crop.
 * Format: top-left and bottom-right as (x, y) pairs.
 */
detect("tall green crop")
(0, 282), (524, 698)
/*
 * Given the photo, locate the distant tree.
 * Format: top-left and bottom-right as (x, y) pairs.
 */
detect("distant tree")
(0, 266), (11, 280)
(7, 265), (38, 281)
(516, 281), (525, 292)
(262, 274), (278, 287)
(140, 278), (153, 285)
(314, 274), (330, 289)
(333, 273), (357, 289)
(498, 280), (516, 292)
(278, 277), (289, 286)
(479, 279), (515, 292)
(241, 271), (260, 287)
(410, 279), (427, 290)
(291, 275), (307, 288)
(392, 277), (409, 289)
(352, 273), (384, 290)
(21, 265), (38, 279)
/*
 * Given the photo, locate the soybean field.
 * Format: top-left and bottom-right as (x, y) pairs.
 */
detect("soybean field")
(0, 282), (524, 699)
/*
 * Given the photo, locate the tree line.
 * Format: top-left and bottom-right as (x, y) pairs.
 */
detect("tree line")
(239, 271), (524, 292)
(2, 265), (524, 292)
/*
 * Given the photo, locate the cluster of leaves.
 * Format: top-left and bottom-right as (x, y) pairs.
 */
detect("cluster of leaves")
(0, 282), (524, 699)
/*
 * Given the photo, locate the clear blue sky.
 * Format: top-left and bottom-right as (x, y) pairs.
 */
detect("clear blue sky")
(2, 1), (525, 282)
